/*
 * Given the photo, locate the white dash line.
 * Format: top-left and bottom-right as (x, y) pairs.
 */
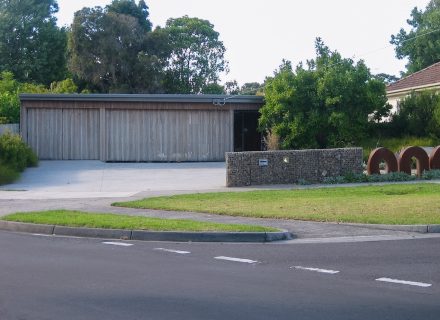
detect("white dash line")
(291, 266), (340, 274)
(32, 233), (52, 237)
(102, 242), (134, 247)
(214, 256), (258, 264)
(376, 277), (432, 288)
(154, 248), (191, 255)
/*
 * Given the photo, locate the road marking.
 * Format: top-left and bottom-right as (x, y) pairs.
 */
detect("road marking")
(375, 277), (432, 288)
(32, 234), (52, 237)
(291, 266), (340, 274)
(102, 242), (134, 247)
(214, 256), (258, 264)
(154, 248), (191, 255)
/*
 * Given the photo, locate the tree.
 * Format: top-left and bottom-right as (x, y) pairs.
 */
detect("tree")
(390, 91), (440, 138)
(163, 16), (228, 94)
(374, 73), (399, 85)
(0, 0), (67, 85)
(224, 80), (239, 95)
(259, 39), (389, 149)
(0, 71), (49, 123)
(201, 83), (224, 94)
(240, 82), (264, 95)
(50, 78), (78, 93)
(0, 71), (20, 123)
(107, 0), (152, 32)
(391, 0), (440, 74)
(68, 1), (168, 93)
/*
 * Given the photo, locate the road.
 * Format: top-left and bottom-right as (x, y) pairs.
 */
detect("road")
(1, 231), (439, 320)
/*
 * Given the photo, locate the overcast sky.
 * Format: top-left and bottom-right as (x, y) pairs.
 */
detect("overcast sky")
(56, 0), (431, 85)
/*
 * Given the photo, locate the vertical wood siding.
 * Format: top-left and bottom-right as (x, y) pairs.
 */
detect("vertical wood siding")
(26, 108), (99, 160)
(105, 109), (232, 161)
(62, 109), (100, 160)
(27, 108), (63, 159)
(23, 101), (250, 162)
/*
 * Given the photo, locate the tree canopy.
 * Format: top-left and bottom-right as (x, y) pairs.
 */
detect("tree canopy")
(68, 0), (167, 93)
(391, 0), (440, 74)
(107, 0), (152, 32)
(0, 0), (67, 85)
(389, 91), (440, 138)
(163, 16), (228, 94)
(259, 39), (389, 149)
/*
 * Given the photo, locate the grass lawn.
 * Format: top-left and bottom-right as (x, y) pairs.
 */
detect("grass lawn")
(1, 210), (277, 232)
(113, 183), (440, 225)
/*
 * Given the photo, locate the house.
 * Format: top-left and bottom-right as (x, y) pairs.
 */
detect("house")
(386, 61), (440, 114)
(20, 94), (263, 162)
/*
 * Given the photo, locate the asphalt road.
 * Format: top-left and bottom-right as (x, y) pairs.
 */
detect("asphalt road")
(1, 231), (439, 320)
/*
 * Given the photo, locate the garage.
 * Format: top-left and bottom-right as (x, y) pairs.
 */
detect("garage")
(20, 94), (264, 162)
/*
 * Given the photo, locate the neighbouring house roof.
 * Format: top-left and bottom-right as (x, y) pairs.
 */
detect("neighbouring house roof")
(386, 61), (440, 94)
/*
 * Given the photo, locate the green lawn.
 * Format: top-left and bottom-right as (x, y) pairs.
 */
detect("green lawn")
(113, 183), (440, 225)
(1, 210), (277, 232)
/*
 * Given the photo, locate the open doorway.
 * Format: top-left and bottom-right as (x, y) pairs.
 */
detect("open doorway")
(233, 110), (262, 152)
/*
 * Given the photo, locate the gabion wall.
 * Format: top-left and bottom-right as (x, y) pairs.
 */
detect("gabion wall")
(226, 148), (363, 187)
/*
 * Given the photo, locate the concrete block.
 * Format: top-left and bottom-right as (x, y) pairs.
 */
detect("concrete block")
(53, 226), (131, 239)
(265, 231), (293, 242)
(0, 220), (54, 234)
(131, 231), (269, 242)
(428, 225), (440, 233)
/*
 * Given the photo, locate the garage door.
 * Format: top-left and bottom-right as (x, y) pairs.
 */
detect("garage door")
(105, 109), (232, 162)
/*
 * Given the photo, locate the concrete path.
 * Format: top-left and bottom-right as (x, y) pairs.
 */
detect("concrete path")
(0, 161), (227, 199)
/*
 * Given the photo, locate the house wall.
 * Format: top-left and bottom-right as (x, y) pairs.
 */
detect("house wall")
(20, 96), (261, 162)
(386, 84), (440, 115)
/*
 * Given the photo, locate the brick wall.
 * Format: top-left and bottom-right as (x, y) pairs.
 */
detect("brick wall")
(226, 148), (363, 187)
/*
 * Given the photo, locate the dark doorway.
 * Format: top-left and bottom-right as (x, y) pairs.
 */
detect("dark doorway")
(234, 110), (262, 152)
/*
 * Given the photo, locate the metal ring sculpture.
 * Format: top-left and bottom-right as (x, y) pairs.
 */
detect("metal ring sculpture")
(429, 146), (440, 170)
(398, 146), (429, 177)
(367, 147), (398, 175)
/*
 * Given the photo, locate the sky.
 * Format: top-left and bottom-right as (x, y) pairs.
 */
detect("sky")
(56, 0), (431, 86)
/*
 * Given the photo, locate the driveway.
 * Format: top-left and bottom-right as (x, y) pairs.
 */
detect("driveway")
(0, 161), (227, 199)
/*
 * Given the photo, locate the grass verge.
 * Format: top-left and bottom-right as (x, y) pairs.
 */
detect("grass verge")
(1, 210), (277, 232)
(113, 183), (440, 225)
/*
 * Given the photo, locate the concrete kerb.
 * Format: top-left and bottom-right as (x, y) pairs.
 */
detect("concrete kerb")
(0, 220), (292, 242)
(340, 222), (440, 234)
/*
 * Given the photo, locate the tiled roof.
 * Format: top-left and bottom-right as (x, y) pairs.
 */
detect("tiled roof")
(386, 61), (440, 92)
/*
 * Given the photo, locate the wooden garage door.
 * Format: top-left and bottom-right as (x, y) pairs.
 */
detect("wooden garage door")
(105, 109), (232, 162)
(26, 108), (100, 160)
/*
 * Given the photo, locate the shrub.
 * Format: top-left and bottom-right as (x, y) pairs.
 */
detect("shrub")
(360, 136), (440, 162)
(0, 163), (19, 185)
(0, 132), (37, 172)
(422, 169), (440, 180)
(320, 170), (440, 185)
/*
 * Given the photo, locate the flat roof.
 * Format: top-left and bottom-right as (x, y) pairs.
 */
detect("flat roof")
(19, 94), (264, 104)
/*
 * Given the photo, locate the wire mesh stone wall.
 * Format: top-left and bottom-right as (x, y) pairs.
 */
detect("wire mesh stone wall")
(226, 148), (363, 187)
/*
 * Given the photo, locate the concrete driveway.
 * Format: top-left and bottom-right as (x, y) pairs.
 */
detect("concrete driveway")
(0, 161), (227, 199)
